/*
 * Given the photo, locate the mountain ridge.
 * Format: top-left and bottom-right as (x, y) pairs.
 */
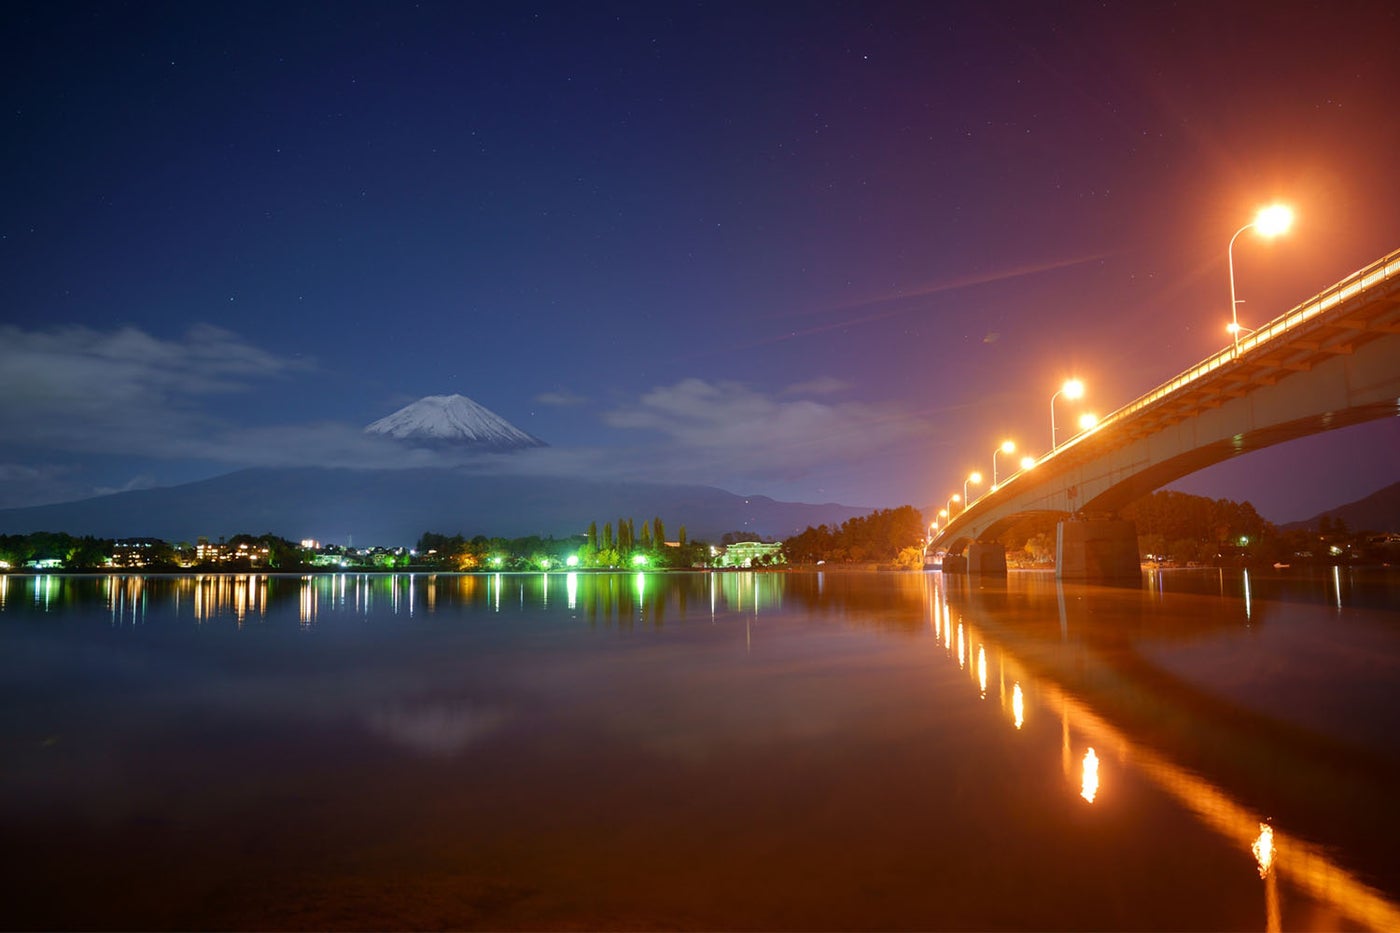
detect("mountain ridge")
(1281, 480), (1400, 532)
(0, 467), (872, 546)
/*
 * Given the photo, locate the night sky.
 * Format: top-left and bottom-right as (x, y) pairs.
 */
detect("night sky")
(3, 1), (1397, 524)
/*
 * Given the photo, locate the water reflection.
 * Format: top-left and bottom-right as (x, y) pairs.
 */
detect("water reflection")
(1, 568), (1397, 929)
(299, 575), (317, 625)
(104, 575), (145, 627)
(43, 570), (803, 628)
(1, 562), (1392, 634)
(1253, 822), (1275, 877)
(1144, 563), (1397, 612)
(1080, 747), (1100, 803)
(1254, 822), (1281, 932)
(931, 572), (1400, 931)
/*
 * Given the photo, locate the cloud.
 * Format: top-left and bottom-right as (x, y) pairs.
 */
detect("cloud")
(599, 378), (932, 489)
(0, 324), (311, 455)
(92, 473), (160, 497)
(781, 376), (850, 396)
(535, 389), (589, 407)
(0, 461), (87, 509)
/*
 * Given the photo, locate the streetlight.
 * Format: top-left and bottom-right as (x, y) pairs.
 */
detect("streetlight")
(946, 493), (961, 519)
(1050, 379), (1085, 451)
(1019, 455), (1036, 471)
(992, 440), (1016, 488)
(964, 471), (983, 505)
(1228, 204), (1293, 352)
(1077, 412), (1099, 432)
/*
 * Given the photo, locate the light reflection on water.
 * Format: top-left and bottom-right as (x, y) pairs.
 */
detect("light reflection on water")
(933, 569), (1400, 931)
(0, 568), (1397, 930)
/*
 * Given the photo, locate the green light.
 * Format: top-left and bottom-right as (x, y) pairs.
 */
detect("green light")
(631, 554), (648, 566)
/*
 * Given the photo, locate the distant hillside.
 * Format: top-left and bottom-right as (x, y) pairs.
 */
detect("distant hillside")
(1282, 480), (1400, 532)
(0, 467), (871, 546)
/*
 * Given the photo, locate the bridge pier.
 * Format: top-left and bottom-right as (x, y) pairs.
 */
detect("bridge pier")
(967, 542), (1007, 576)
(940, 553), (968, 574)
(1056, 518), (1140, 584)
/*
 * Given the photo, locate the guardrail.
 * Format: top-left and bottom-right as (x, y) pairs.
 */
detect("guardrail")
(1062, 245), (1400, 451)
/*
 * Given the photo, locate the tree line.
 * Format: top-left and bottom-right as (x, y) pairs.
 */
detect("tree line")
(783, 506), (926, 567)
(995, 490), (1391, 566)
(417, 516), (710, 570)
(0, 532), (309, 571)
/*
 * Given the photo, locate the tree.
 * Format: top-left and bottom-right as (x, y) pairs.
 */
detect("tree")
(653, 517), (665, 545)
(782, 507), (925, 564)
(1123, 490), (1278, 562)
(1139, 533), (1168, 561)
(1025, 533), (1055, 565)
(256, 533), (300, 568)
(66, 535), (113, 569)
(895, 546), (925, 570)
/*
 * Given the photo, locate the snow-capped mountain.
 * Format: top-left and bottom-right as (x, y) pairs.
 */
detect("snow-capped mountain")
(365, 394), (546, 451)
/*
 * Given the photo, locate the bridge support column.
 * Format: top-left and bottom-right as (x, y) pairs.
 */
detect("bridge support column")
(1056, 519), (1140, 584)
(941, 553), (968, 574)
(967, 542), (1007, 576)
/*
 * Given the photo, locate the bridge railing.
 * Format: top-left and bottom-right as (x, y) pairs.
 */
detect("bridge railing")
(1059, 245), (1400, 452)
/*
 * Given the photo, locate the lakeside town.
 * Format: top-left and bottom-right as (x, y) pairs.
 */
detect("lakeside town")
(2, 493), (1396, 574)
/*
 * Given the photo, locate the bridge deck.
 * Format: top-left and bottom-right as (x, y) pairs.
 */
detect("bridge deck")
(932, 246), (1400, 552)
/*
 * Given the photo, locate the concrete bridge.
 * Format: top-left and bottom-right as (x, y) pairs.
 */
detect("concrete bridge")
(931, 246), (1400, 581)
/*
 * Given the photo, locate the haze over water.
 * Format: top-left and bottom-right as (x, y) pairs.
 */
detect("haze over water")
(2, 569), (1397, 930)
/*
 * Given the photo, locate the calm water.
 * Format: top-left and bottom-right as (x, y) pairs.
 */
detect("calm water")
(1, 568), (1397, 931)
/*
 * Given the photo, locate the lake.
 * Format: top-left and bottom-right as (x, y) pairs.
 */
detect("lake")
(1, 568), (1397, 930)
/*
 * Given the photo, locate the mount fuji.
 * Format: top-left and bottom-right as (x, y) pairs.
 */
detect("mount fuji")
(365, 394), (546, 451)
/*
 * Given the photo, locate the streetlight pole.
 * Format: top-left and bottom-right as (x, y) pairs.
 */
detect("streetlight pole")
(1228, 204), (1293, 353)
(992, 440), (1015, 488)
(964, 471), (982, 506)
(1050, 379), (1084, 451)
(946, 494), (961, 520)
